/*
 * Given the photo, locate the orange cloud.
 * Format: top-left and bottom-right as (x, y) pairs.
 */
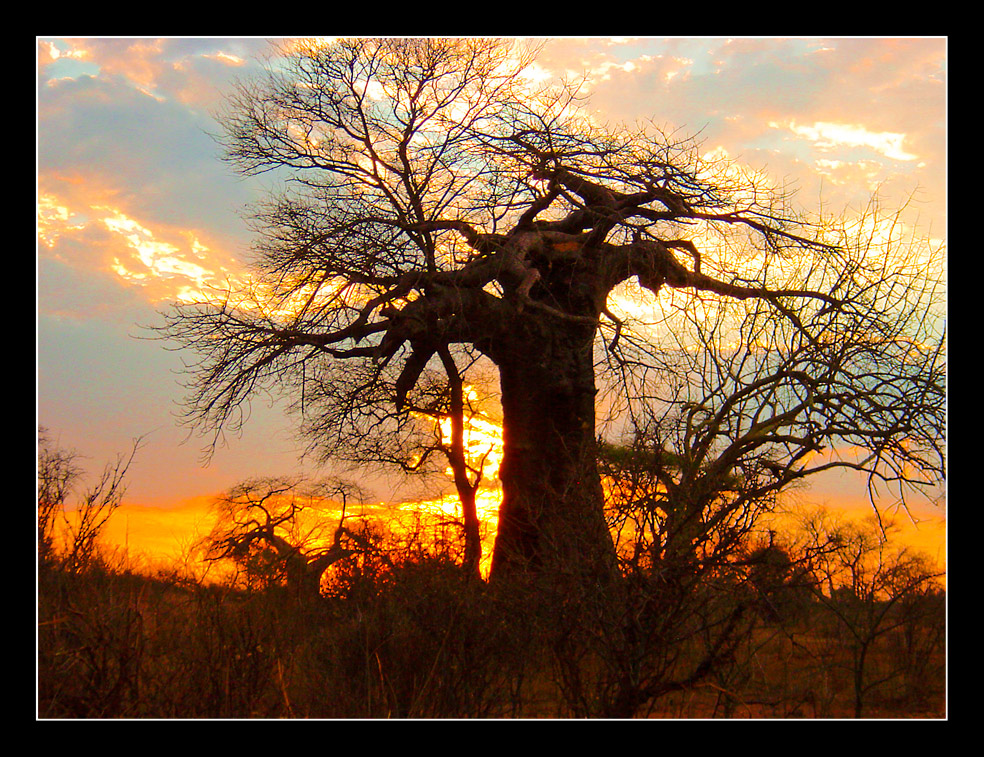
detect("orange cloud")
(39, 187), (243, 308)
(40, 38), (263, 107)
(38, 39), (88, 68)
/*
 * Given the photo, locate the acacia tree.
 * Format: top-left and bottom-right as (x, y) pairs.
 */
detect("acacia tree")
(161, 38), (944, 589)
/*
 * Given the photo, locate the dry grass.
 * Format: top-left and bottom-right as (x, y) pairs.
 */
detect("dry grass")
(37, 547), (945, 719)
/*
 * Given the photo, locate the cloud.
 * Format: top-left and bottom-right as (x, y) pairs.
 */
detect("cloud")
(536, 39), (695, 116)
(567, 38), (942, 222)
(37, 52), (262, 316)
(772, 120), (918, 161)
(38, 39), (89, 68)
(39, 188), (244, 313)
(39, 38), (277, 105)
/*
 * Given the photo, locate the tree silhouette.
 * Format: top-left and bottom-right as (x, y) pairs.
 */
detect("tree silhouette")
(794, 508), (945, 717)
(38, 428), (82, 566)
(201, 476), (370, 600)
(160, 38), (945, 589)
(37, 428), (141, 573)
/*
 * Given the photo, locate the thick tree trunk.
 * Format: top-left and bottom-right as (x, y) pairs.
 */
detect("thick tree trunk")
(487, 318), (617, 588)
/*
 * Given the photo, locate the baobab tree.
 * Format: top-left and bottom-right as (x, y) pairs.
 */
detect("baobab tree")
(160, 38), (944, 590)
(201, 475), (371, 600)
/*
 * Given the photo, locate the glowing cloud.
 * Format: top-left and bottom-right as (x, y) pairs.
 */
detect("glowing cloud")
(203, 51), (245, 66)
(38, 192), (88, 248)
(40, 40), (88, 64)
(772, 120), (917, 162)
(99, 208), (233, 302)
(38, 191), (240, 306)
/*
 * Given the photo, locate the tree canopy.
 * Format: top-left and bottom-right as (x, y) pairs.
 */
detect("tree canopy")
(160, 38), (945, 587)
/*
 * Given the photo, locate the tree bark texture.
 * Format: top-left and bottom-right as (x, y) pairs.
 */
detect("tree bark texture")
(487, 316), (617, 586)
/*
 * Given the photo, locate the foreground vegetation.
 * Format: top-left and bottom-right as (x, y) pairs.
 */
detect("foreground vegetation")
(37, 508), (944, 719)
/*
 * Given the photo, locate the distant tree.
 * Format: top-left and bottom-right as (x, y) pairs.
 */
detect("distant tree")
(37, 428), (82, 566)
(37, 428), (141, 573)
(796, 508), (945, 717)
(160, 37), (945, 591)
(201, 475), (373, 601)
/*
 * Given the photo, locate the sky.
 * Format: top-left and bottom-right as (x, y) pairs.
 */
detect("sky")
(36, 37), (947, 566)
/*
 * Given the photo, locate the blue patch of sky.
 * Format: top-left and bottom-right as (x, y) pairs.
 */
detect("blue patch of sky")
(609, 38), (776, 76)
(655, 38), (721, 76)
(41, 56), (101, 82)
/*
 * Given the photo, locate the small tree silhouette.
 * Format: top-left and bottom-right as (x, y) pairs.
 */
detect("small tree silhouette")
(37, 428), (141, 573)
(797, 508), (944, 717)
(201, 476), (374, 601)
